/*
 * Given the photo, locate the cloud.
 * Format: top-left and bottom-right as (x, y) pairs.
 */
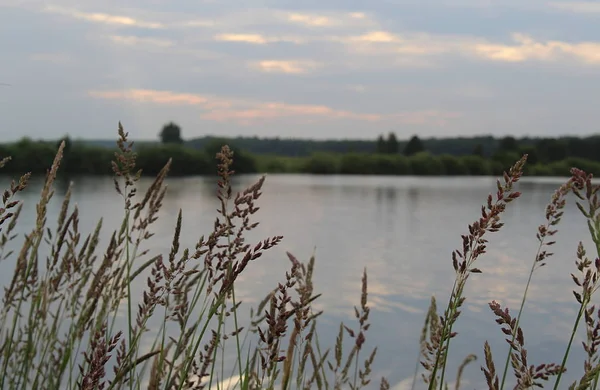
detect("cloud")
(88, 88), (460, 126)
(349, 31), (398, 43)
(472, 33), (600, 64)
(89, 89), (230, 109)
(253, 60), (321, 74)
(32, 5), (600, 67)
(213, 33), (306, 45)
(284, 11), (371, 27)
(214, 33), (268, 44)
(108, 35), (173, 47)
(43, 5), (164, 28)
(287, 12), (335, 27)
(338, 30), (600, 65)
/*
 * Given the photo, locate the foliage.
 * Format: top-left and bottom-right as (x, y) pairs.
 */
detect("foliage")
(376, 135), (386, 155)
(79, 133), (600, 165)
(186, 136), (376, 157)
(375, 133), (399, 154)
(472, 143), (485, 157)
(4, 137), (600, 178)
(159, 122), (184, 144)
(136, 143), (212, 176)
(404, 135), (426, 157)
(439, 155), (468, 175)
(461, 155), (492, 176)
(0, 140), (258, 177)
(300, 152), (339, 174)
(498, 136), (519, 152)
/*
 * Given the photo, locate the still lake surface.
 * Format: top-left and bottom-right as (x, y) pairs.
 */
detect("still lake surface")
(2, 173), (597, 389)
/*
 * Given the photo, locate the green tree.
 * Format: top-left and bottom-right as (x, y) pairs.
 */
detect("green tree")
(376, 135), (386, 154)
(498, 136), (518, 152)
(403, 135), (425, 156)
(472, 143), (484, 157)
(537, 139), (568, 163)
(159, 122), (183, 144)
(386, 132), (399, 154)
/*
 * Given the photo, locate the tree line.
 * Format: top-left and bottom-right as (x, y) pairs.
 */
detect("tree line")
(0, 133), (256, 177)
(1, 122), (599, 177)
(83, 126), (600, 164)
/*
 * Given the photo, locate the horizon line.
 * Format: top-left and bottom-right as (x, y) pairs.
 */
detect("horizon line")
(3, 132), (600, 144)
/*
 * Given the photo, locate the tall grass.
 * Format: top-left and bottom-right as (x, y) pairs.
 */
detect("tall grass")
(0, 123), (380, 390)
(417, 156), (600, 390)
(2, 123), (600, 389)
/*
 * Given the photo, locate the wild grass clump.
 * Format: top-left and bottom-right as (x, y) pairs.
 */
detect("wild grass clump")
(412, 155), (600, 390)
(0, 123), (382, 390)
(4, 122), (600, 390)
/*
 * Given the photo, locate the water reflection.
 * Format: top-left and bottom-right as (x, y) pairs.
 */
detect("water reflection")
(0, 173), (595, 388)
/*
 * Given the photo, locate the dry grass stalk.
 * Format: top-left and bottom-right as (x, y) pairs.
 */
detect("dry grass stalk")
(494, 177), (574, 389)
(489, 300), (563, 389)
(422, 155), (527, 390)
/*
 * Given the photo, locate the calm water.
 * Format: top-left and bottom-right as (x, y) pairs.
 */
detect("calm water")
(2, 174), (597, 389)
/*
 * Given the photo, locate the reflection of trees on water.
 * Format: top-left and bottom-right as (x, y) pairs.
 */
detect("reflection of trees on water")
(407, 186), (420, 232)
(159, 177), (217, 216)
(375, 186), (398, 205)
(375, 186), (398, 232)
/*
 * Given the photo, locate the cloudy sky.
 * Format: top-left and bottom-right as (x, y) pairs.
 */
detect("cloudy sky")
(1, 0), (599, 141)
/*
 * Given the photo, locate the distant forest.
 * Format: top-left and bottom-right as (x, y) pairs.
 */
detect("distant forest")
(2, 122), (599, 177)
(81, 132), (600, 162)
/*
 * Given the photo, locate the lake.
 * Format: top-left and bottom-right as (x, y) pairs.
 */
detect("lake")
(1, 173), (596, 389)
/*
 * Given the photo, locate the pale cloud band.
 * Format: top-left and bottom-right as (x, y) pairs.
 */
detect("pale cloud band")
(43, 5), (165, 29)
(252, 60), (322, 74)
(88, 89), (461, 126)
(37, 3), (600, 69)
(328, 31), (600, 66)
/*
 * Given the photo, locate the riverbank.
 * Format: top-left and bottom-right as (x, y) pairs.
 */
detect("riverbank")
(2, 138), (599, 177)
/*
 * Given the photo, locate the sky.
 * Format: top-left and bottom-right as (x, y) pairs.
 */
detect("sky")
(1, 0), (600, 141)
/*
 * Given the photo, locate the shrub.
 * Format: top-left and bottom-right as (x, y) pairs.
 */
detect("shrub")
(528, 163), (553, 177)
(260, 155), (290, 173)
(409, 152), (445, 176)
(137, 144), (212, 176)
(372, 154), (407, 175)
(339, 153), (376, 175)
(302, 152), (339, 174)
(439, 154), (468, 176)
(461, 155), (492, 176)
